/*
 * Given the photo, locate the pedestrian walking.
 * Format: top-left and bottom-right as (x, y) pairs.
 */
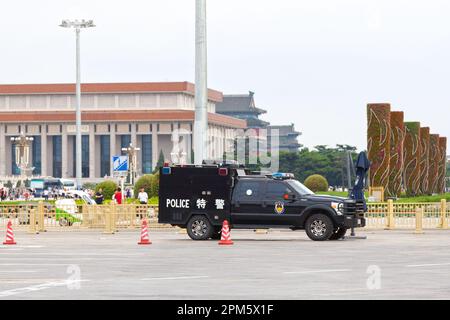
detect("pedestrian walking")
(138, 188), (148, 205)
(95, 188), (104, 205)
(114, 188), (123, 205)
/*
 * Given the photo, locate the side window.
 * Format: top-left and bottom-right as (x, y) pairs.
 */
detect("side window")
(266, 182), (293, 200)
(237, 182), (261, 200)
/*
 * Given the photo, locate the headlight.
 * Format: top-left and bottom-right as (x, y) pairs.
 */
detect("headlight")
(331, 202), (344, 215)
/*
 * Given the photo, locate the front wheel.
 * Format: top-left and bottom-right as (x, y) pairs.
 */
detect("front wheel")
(186, 215), (213, 240)
(305, 213), (334, 241)
(329, 227), (347, 240)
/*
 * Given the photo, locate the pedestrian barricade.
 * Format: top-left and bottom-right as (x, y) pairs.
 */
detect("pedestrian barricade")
(0, 200), (448, 233)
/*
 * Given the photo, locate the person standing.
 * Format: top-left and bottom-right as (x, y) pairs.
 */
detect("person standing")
(114, 187), (123, 205)
(95, 188), (104, 205)
(138, 188), (149, 205)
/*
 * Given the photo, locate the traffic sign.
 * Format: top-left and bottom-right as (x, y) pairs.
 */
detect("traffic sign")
(112, 155), (129, 172)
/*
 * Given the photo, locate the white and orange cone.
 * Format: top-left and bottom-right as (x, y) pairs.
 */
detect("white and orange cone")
(138, 219), (152, 245)
(3, 221), (16, 245)
(218, 220), (233, 245)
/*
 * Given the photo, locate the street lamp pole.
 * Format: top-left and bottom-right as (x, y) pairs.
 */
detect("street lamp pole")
(59, 19), (95, 189)
(194, 0), (208, 165)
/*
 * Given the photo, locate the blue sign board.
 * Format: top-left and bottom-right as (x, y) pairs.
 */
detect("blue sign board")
(112, 156), (129, 172)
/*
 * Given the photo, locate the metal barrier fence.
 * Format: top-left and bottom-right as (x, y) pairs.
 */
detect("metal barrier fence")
(0, 203), (172, 234)
(365, 199), (449, 231)
(0, 200), (448, 233)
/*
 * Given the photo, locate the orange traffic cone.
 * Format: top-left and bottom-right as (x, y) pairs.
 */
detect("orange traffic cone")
(3, 221), (16, 245)
(218, 220), (233, 245)
(138, 219), (152, 245)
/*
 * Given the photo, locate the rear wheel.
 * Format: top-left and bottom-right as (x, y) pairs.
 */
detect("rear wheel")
(187, 215), (213, 240)
(305, 213), (334, 241)
(329, 227), (347, 240)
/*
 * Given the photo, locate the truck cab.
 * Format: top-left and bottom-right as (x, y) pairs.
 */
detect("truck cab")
(158, 164), (366, 241)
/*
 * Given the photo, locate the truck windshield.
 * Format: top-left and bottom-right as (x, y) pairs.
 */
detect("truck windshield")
(286, 180), (315, 196)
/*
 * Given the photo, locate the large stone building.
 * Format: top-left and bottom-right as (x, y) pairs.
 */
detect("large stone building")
(0, 82), (246, 181)
(216, 91), (302, 152)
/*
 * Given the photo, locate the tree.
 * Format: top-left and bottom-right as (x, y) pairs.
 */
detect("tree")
(153, 150), (165, 174)
(150, 173), (160, 197)
(83, 182), (97, 191)
(134, 175), (153, 198)
(5, 181), (13, 189)
(278, 145), (359, 187)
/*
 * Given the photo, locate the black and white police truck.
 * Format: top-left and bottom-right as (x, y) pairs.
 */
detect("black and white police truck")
(158, 163), (366, 241)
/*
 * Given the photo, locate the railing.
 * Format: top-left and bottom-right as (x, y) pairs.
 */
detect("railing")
(0, 200), (448, 233)
(365, 199), (448, 230)
(0, 203), (171, 234)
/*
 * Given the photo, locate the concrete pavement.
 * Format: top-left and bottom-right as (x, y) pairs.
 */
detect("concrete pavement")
(0, 229), (450, 299)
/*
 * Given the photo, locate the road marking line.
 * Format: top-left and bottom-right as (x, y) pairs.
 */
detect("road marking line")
(0, 264), (70, 266)
(406, 263), (450, 268)
(284, 269), (352, 274)
(141, 276), (209, 281)
(0, 280), (89, 298)
(0, 270), (44, 273)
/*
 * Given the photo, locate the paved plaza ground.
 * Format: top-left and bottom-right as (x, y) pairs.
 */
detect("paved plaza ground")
(0, 229), (450, 300)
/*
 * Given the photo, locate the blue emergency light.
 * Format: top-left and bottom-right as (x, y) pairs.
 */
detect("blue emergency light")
(272, 172), (295, 180)
(162, 165), (171, 175)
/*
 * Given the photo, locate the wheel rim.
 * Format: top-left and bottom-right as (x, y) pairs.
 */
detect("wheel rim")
(310, 219), (326, 237)
(191, 220), (208, 237)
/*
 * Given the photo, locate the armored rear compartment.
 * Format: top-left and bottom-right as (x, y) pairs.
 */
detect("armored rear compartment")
(158, 166), (235, 227)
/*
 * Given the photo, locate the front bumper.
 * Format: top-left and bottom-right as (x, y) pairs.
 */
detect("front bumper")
(343, 214), (366, 228)
(341, 200), (366, 228)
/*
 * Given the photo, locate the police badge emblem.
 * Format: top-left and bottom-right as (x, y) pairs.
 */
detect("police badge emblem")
(274, 201), (285, 214)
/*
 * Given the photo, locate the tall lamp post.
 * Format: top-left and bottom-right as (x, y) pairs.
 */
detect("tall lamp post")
(59, 19), (95, 189)
(121, 143), (141, 186)
(194, 0), (208, 165)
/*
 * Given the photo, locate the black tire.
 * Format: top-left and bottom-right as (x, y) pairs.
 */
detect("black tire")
(187, 215), (214, 240)
(329, 227), (347, 240)
(210, 228), (222, 240)
(305, 213), (334, 241)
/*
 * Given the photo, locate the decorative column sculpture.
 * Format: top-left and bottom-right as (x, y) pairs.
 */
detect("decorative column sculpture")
(428, 134), (440, 194)
(419, 127), (430, 195)
(367, 104), (391, 193)
(387, 111), (405, 198)
(404, 122), (421, 196)
(437, 137), (447, 194)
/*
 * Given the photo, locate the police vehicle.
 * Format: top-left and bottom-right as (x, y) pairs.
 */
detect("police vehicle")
(158, 163), (366, 241)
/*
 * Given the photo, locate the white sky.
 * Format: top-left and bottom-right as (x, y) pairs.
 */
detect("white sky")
(1, 0), (449, 151)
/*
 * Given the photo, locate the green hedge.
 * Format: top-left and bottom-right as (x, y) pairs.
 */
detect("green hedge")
(304, 174), (329, 192)
(95, 180), (118, 200)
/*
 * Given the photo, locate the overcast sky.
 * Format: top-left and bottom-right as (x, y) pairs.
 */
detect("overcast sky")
(1, 0), (449, 151)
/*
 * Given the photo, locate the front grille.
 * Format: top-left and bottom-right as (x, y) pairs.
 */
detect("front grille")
(343, 200), (365, 217)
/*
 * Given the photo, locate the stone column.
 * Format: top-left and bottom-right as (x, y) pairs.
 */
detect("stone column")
(0, 124), (6, 177)
(110, 124), (116, 177)
(151, 124), (159, 171)
(61, 129), (68, 178)
(40, 128), (48, 177)
(131, 123), (137, 146)
(89, 125), (96, 178)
